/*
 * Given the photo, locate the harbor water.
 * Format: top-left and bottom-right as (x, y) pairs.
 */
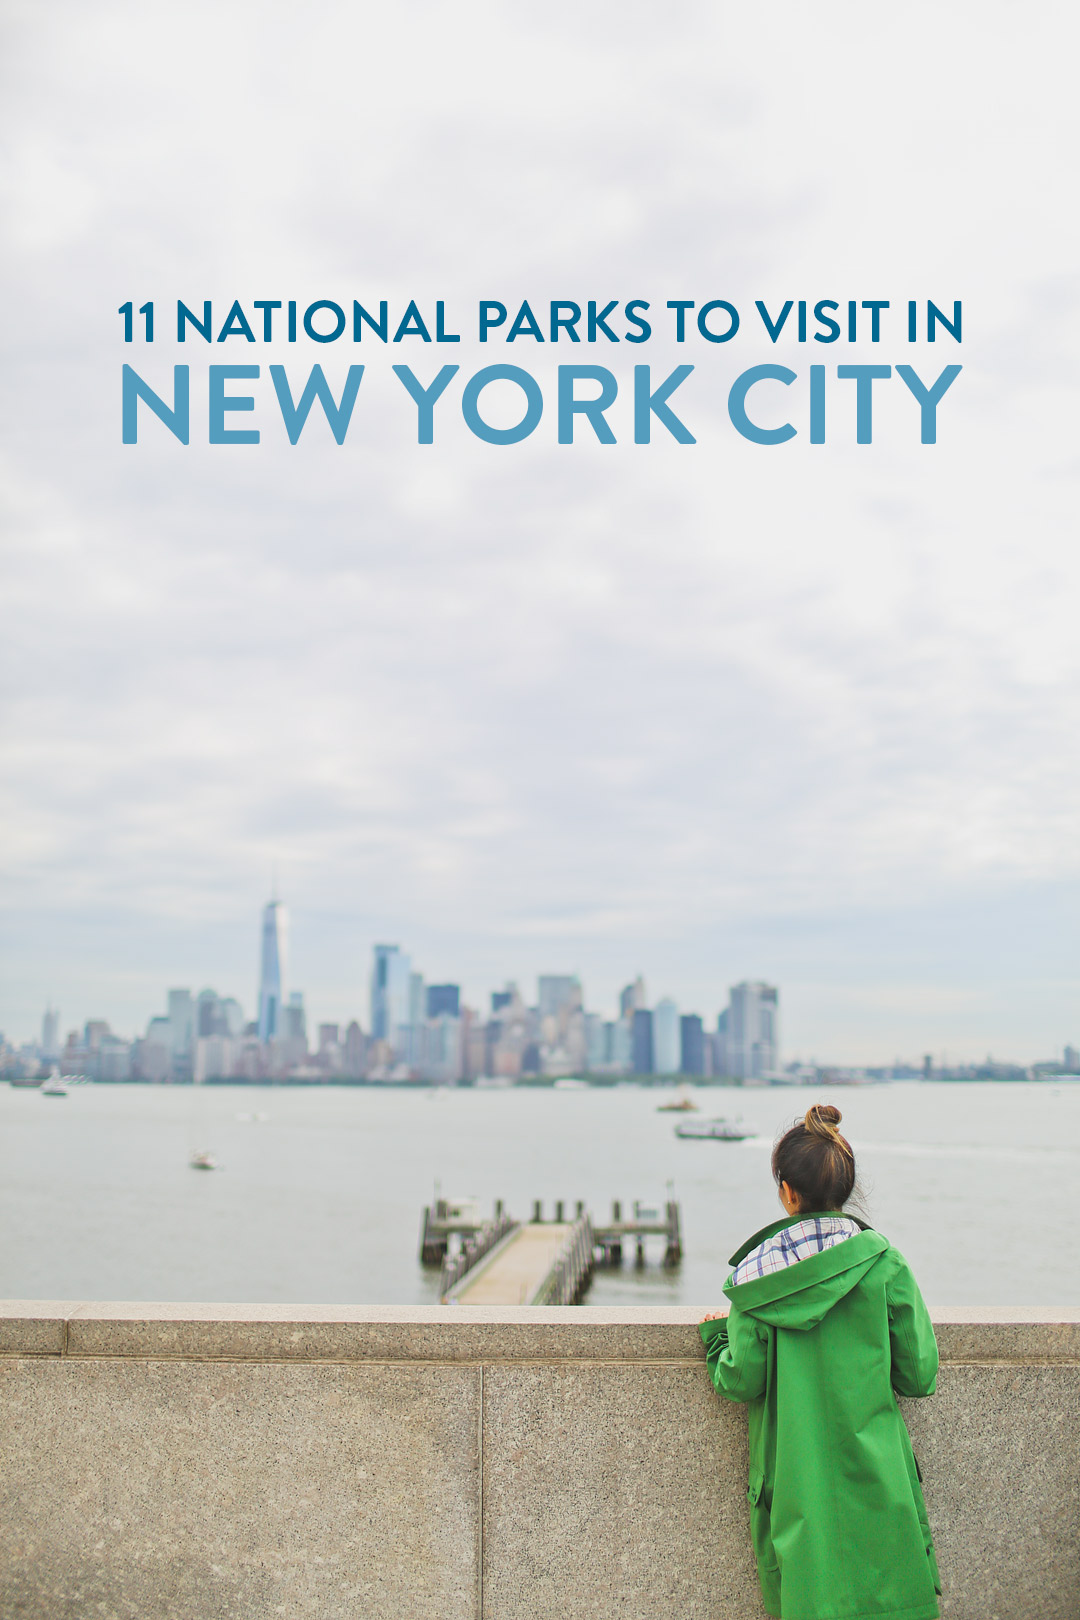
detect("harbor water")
(1, 1079), (1078, 1307)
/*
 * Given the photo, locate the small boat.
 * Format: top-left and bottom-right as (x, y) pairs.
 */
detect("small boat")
(42, 1070), (68, 1097)
(675, 1118), (754, 1141)
(657, 1085), (699, 1113)
(553, 1078), (588, 1090)
(189, 1150), (219, 1170)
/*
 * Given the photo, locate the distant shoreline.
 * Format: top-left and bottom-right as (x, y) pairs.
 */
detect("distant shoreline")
(7, 1074), (1079, 1090)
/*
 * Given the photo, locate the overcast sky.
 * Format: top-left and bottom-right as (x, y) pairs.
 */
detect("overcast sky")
(1, 0), (1078, 1061)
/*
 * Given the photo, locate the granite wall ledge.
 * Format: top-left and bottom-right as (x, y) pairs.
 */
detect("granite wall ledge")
(2, 1304), (1078, 1620)
(1, 1301), (1078, 1363)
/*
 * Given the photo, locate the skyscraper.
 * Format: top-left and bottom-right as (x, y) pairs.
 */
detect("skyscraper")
(409, 972), (426, 1028)
(538, 976), (582, 1019)
(197, 989), (224, 1038)
(220, 997), (244, 1037)
(343, 1020), (366, 1078)
(632, 1008), (654, 1075)
(716, 1008), (730, 1077)
(619, 976), (647, 1018)
(371, 945), (411, 1045)
(257, 899), (287, 1042)
(680, 1014), (705, 1077)
(283, 991), (307, 1046)
(167, 989), (194, 1056)
(653, 998), (680, 1074)
(727, 981), (779, 1080)
(427, 984), (461, 1018)
(41, 1004), (60, 1060)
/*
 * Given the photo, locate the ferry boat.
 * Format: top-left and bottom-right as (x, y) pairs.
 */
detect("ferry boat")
(41, 1070), (68, 1098)
(189, 1151), (219, 1170)
(675, 1117), (754, 1142)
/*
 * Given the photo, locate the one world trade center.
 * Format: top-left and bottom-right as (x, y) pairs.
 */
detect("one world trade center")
(257, 898), (287, 1041)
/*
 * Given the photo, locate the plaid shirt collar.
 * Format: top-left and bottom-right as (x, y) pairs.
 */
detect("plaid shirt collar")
(729, 1214), (861, 1290)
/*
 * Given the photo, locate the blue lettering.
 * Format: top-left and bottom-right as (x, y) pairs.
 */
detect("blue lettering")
(177, 300), (211, 342)
(895, 364), (962, 443)
(393, 301), (431, 342)
(209, 365), (260, 444)
(696, 301), (739, 343)
(728, 364), (797, 445)
(755, 301), (793, 343)
(122, 365), (190, 444)
(353, 301), (389, 341)
(393, 364), (460, 443)
(217, 301), (256, 342)
(304, 301), (346, 343)
(624, 301), (651, 343)
(463, 365), (543, 444)
(633, 366), (695, 443)
(507, 300), (544, 342)
(587, 301), (619, 342)
(558, 366), (617, 443)
(550, 302), (581, 342)
(479, 302), (507, 341)
(270, 365), (364, 444)
(837, 365), (891, 443)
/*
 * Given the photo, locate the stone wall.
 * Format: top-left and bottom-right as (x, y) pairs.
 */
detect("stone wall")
(1, 1303), (1077, 1619)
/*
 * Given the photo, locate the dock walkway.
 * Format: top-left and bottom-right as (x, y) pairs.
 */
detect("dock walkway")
(450, 1222), (573, 1305)
(423, 1196), (681, 1306)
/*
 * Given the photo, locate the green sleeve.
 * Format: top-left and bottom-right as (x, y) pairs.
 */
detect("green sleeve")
(886, 1253), (938, 1397)
(699, 1306), (768, 1404)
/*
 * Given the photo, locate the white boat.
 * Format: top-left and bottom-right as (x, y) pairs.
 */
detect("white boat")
(675, 1118), (754, 1142)
(42, 1069), (68, 1097)
(189, 1150), (219, 1170)
(553, 1077), (588, 1090)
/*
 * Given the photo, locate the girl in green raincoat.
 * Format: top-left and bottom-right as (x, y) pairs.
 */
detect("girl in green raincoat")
(700, 1103), (940, 1620)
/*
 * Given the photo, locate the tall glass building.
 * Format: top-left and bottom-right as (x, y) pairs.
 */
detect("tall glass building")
(653, 997), (681, 1074)
(727, 981), (779, 1079)
(371, 944), (411, 1047)
(257, 899), (287, 1042)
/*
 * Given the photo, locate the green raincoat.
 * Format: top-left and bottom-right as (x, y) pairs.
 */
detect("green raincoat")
(700, 1215), (940, 1620)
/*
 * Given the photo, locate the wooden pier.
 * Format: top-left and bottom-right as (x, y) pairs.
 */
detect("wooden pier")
(593, 1198), (683, 1269)
(420, 1196), (682, 1306)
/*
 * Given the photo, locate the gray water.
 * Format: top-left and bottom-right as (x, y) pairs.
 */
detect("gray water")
(1, 1080), (1077, 1307)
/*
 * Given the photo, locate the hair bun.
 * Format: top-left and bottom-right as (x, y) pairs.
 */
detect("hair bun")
(805, 1102), (843, 1137)
(774, 1103), (857, 1209)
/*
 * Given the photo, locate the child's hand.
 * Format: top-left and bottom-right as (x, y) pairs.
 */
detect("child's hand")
(702, 1312), (726, 1322)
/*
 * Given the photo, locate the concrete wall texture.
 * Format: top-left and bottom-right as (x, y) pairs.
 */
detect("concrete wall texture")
(1, 1303), (1077, 1620)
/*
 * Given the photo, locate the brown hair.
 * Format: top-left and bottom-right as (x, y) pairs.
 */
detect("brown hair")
(772, 1103), (856, 1213)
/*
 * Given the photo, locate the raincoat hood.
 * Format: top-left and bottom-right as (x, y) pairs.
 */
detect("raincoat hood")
(723, 1214), (890, 1333)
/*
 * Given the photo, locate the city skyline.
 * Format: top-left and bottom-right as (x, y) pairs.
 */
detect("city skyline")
(3, 896), (1076, 1081)
(4, 876), (1074, 1066)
